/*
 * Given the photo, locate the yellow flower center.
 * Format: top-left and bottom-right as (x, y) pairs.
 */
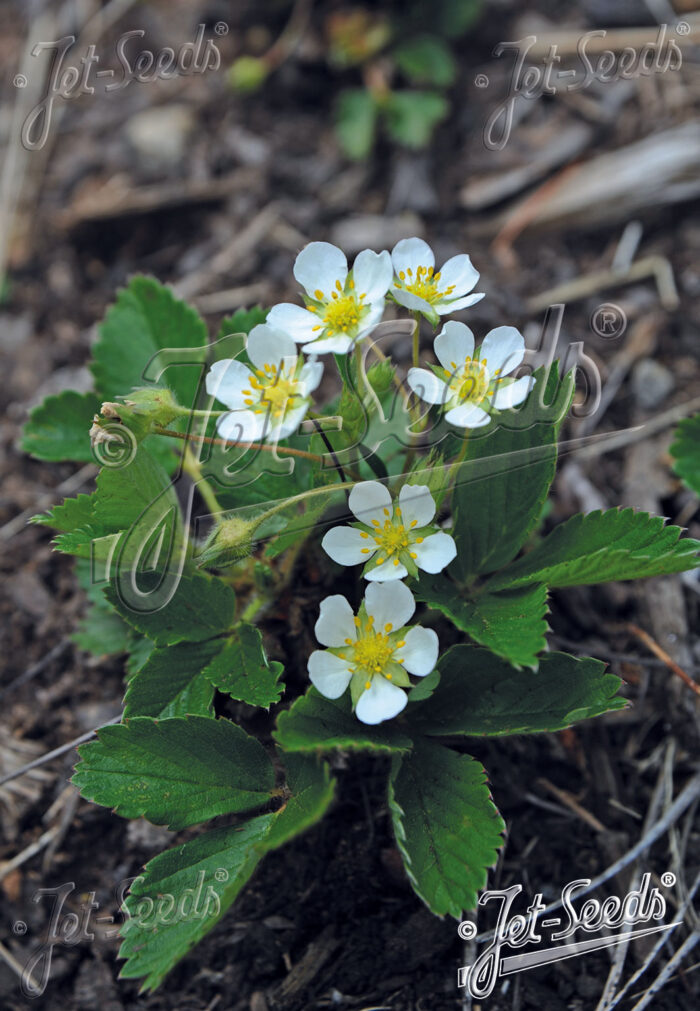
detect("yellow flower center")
(449, 358), (492, 406)
(308, 279), (368, 337)
(373, 519), (409, 556)
(395, 265), (456, 304)
(246, 364), (302, 418)
(352, 631), (395, 674)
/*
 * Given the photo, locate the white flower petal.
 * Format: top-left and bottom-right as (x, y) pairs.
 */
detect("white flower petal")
(436, 292), (485, 313)
(406, 368), (449, 406)
(349, 480), (392, 527)
(266, 303), (319, 343)
(357, 301), (385, 339)
(444, 403), (491, 429)
(480, 326), (525, 377)
(205, 359), (254, 410)
(294, 241), (347, 299)
(314, 594), (356, 647)
(391, 288), (435, 314)
(322, 526), (373, 567)
(398, 484), (435, 528)
(301, 334), (354, 355)
(437, 254), (480, 296)
(412, 532), (457, 574)
(399, 626), (439, 677)
(365, 558), (409, 582)
(300, 358), (323, 394)
(391, 237), (434, 276)
(355, 676), (407, 724)
(246, 324), (297, 371)
(365, 580), (415, 631)
(308, 650), (353, 699)
(265, 401), (309, 442)
(434, 321), (475, 374)
(216, 410), (265, 443)
(352, 249), (392, 302)
(491, 375), (535, 410)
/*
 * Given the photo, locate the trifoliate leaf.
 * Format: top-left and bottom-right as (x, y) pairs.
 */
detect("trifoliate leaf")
(202, 623), (284, 709)
(488, 508), (700, 590)
(118, 754), (335, 991)
(416, 576), (549, 669)
(274, 689), (413, 753)
(73, 716), (275, 830)
(388, 740), (504, 917)
(106, 570), (236, 646)
(91, 276), (207, 407)
(124, 640), (221, 718)
(407, 646), (627, 737)
(21, 390), (102, 462)
(119, 815), (275, 991)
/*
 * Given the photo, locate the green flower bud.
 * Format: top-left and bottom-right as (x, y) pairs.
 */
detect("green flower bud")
(198, 516), (258, 569)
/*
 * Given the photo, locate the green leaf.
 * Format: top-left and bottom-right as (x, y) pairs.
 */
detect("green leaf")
(489, 508), (700, 590)
(124, 640), (221, 718)
(416, 576), (549, 669)
(407, 646), (627, 737)
(383, 90), (448, 148)
(202, 624), (284, 708)
(274, 689), (413, 753)
(106, 570), (235, 646)
(118, 754), (335, 991)
(450, 363), (575, 582)
(72, 561), (130, 655)
(119, 814), (275, 991)
(394, 35), (457, 87)
(335, 88), (377, 160)
(22, 390), (102, 462)
(73, 716), (275, 830)
(671, 414), (700, 496)
(267, 753), (336, 850)
(91, 276), (207, 406)
(215, 305), (267, 345)
(388, 740), (504, 917)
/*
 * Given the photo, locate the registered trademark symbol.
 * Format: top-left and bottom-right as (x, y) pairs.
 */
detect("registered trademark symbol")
(661, 871), (676, 887)
(676, 21), (690, 35)
(214, 867), (229, 882)
(215, 21), (228, 36)
(13, 920), (27, 935)
(591, 302), (627, 339)
(458, 920), (477, 940)
(474, 74), (489, 88)
(13, 74), (27, 88)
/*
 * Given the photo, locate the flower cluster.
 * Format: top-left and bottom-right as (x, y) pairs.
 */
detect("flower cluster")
(203, 237), (535, 722)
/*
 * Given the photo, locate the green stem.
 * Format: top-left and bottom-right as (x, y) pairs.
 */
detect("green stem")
(412, 311), (421, 369)
(182, 448), (223, 516)
(153, 424), (327, 464)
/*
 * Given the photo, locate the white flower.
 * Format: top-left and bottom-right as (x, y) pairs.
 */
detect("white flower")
(407, 320), (534, 429)
(308, 582), (439, 724)
(205, 323), (322, 443)
(390, 237), (484, 324)
(266, 241), (393, 355)
(322, 480), (456, 582)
